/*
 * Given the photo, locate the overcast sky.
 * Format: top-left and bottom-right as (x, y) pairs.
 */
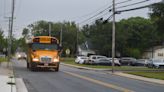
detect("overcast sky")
(0, 0), (162, 38)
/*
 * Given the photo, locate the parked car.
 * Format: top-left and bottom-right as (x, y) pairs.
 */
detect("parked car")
(107, 58), (121, 66)
(87, 55), (107, 65)
(136, 59), (148, 66)
(75, 56), (89, 64)
(16, 52), (27, 60)
(94, 58), (111, 65)
(120, 57), (137, 66)
(147, 58), (164, 68)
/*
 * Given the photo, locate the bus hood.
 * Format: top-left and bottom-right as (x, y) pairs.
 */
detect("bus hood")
(33, 50), (58, 58)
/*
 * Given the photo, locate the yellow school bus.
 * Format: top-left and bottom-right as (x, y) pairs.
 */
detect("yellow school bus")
(26, 36), (61, 71)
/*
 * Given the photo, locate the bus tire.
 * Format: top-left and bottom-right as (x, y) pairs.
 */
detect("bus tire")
(54, 63), (59, 72)
(30, 62), (36, 71)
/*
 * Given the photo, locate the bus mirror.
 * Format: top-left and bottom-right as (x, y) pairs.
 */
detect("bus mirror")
(58, 45), (63, 52)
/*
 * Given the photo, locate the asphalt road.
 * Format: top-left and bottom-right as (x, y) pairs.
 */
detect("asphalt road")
(12, 58), (164, 92)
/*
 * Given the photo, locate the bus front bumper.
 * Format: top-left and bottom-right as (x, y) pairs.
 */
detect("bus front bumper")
(32, 62), (60, 68)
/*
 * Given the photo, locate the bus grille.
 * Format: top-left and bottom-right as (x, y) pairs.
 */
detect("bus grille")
(40, 56), (52, 63)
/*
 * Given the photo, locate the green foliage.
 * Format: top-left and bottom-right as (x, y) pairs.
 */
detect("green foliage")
(117, 17), (158, 57)
(81, 17), (157, 58)
(150, 3), (164, 42)
(0, 57), (7, 62)
(126, 48), (141, 58)
(22, 21), (85, 56)
(19, 11), (163, 58)
(22, 28), (29, 38)
(127, 72), (164, 80)
(0, 28), (7, 53)
(82, 20), (112, 56)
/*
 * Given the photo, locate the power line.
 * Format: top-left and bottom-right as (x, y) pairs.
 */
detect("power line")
(117, 0), (150, 9)
(79, 11), (109, 24)
(115, 0), (133, 5)
(72, 4), (112, 21)
(78, 0), (135, 25)
(103, 14), (113, 24)
(116, 2), (159, 14)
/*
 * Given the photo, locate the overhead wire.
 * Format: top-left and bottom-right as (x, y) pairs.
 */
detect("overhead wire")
(115, 0), (150, 10)
(116, 2), (160, 13)
(79, 11), (110, 25)
(115, 0), (133, 5)
(78, 0), (138, 25)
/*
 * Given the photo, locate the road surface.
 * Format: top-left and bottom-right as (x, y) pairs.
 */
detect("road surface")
(12, 58), (164, 92)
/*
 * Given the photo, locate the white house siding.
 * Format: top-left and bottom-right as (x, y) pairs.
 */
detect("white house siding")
(154, 48), (164, 59)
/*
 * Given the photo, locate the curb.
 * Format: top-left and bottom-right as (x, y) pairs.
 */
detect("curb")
(61, 63), (164, 85)
(16, 78), (28, 92)
(10, 60), (28, 92)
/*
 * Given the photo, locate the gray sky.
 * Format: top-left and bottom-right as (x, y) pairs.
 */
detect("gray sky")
(0, 0), (162, 38)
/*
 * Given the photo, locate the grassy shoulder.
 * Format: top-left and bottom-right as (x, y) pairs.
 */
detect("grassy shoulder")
(60, 58), (159, 71)
(126, 72), (164, 80)
(61, 57), (164, 80)
(0, 57), (7, 63)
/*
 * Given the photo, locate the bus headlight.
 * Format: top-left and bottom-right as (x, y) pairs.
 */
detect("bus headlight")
(17, 54), (21, 58)
(53, 58), (59, 62)
(33, 58), (39, 61)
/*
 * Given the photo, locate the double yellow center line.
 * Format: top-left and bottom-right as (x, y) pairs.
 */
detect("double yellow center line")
(63, 71), (134, 92)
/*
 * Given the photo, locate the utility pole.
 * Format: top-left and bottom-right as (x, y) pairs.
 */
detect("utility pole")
(48, 22), (51, 36)
(60, 25), (63, 47)
(7, 0), (15, 67)
(11, 0), (15, 37)
(112, 0), (116, 73)
(76, 24), (79, 56)
(5, 17), (12, 66)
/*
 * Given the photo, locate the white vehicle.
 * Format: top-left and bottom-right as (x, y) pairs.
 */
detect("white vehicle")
(88, 55), (107, 64)
(75, 56), (89, 64)
(107, 58), (121, 66)
(15, 52), (27, 60)
(95, 58), (111, 65)
(147, 58), (164, 68)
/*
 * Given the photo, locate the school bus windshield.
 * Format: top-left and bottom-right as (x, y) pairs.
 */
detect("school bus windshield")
(32, 43), (58, 50)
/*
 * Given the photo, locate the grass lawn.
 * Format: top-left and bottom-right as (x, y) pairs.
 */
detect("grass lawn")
(60, 58), (160, 71)
(0, 57), (7, 63)
(61, 58), (164, 80)
(127, 72), (164, 80)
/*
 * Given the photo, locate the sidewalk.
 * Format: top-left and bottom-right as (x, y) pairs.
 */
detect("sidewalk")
(0, 62), (16, 92)
(113, 72), (164, 85)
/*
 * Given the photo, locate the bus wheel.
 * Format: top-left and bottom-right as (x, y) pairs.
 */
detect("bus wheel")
(54, 64), (59, 72)
(55, 67), (59, 72)
(30, 62), (36, 71)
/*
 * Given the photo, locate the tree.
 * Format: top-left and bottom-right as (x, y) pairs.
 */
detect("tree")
(0, 28), (7, 53)
(22, 20), (85, 56)
(116, 17), (157, 58)
(149, 3), (164, 43)
(81, 17), (158, 58)
(82, 20), (112, 56)
(22, 28), (29, 38)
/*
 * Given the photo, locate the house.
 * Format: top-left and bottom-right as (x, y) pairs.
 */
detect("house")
(143, 46), (164, 59)
(78, 41), (95, 56)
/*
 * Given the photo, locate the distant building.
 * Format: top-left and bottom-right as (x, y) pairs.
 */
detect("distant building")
(143, 46), (164, 59)
(78, 41), (95, 56)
